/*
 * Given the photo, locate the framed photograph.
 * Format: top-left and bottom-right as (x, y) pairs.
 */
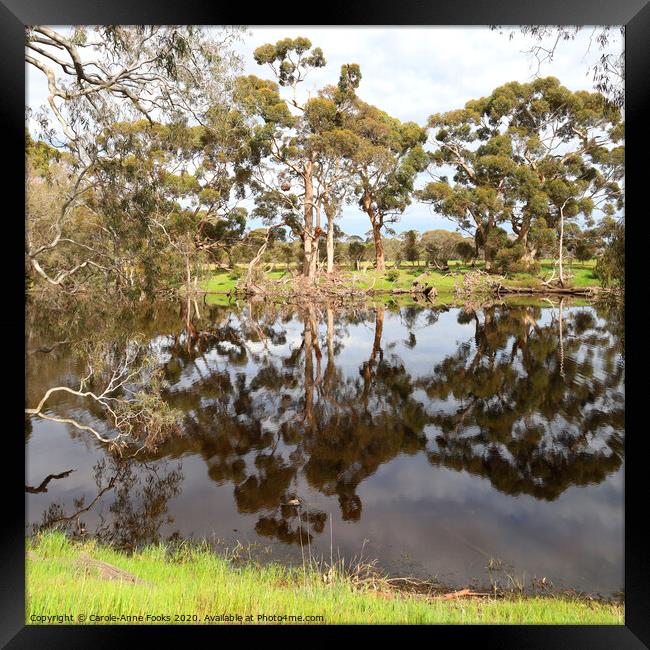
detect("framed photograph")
(5, 0), (648, 645)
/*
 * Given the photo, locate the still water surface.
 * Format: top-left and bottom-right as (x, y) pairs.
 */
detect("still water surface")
(26, 299), (624, 595)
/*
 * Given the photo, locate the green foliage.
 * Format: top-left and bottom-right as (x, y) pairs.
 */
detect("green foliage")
(573, 238), (597, 262)
(246, 37), (370, 277)
(421, 77), (624, 270)
(337, 63), (362, 100)
(277, 241), (301, 267)
(338, 98), (428, 265)
(400, 230), (421, 264)
(455, 240), (476, 264)
(594, 219), (624, 288)
(233, 75), (296, 128)
(385, 269), (400, 282)
(529, 218), (557, 258)
(482, 228), (510, 264)
(494, 242), (540, 274)
(26, 131), (61, 176)
(253, 37), (325, 87)
(347, 241), (368, 268)
(422, 230), (464, 267)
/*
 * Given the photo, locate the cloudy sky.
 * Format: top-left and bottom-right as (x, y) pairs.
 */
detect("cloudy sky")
(27, 26), (623, 237)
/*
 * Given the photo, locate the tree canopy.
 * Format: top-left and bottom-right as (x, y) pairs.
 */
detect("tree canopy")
(420, 77), (624, 279)
(26, 30), (625, 299)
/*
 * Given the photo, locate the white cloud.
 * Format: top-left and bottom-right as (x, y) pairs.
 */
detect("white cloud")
(239, 26), (619, 124)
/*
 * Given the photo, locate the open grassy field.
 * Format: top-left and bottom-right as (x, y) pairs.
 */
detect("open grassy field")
(26, 532), (623, 625)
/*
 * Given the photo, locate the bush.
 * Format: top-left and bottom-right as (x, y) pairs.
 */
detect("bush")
(594, 220), (624, 288)
(455, 241), (476, 264)
(385, 269), (399, 282)
(482, 228), (510, 265)
(494, 243), (540, 275)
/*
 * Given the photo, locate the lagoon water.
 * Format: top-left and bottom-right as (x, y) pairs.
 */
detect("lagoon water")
(26, 299), (624, 595)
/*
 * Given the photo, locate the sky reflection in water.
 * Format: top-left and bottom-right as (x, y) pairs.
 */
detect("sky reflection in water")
(26, 300), (624, 595)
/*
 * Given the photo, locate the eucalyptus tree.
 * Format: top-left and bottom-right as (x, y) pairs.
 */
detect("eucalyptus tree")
(342, 100), (428, 271)
(346, 238), (369, 270)
(26, 25), (244, 296)
(26, 134), (106, 293)
(594, 217), (625, 288)
(420, 77), (624, 280)
(455, 239), (477, 265)
(71, 112), (253, 303)
(421, 229), (465, 268)
(26, 26), (243, 142)
(400, 230), (421, 266)
(243, 38), (363, 282)
(242, 38), (325, 282)
(491, 26), (625, 109)
(309, 68), (364, 273)
(484, 77), (624, 283)
(308, 114), (360, 273)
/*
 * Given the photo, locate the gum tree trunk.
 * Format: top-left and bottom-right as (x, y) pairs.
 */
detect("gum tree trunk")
(325, 202), (335, 274)
(362, 193), (385, 272)
(303, 160), (316, 282)
(517, 229), (537, 270)
(558, 203), (566, 286)
(372, 223), (385, 272)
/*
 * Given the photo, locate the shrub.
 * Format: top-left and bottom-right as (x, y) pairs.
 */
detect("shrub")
(385, 269), (399, 282)
(594, 220), (624, 288)
(455, 240), (476, 264)
(494, 243), (540, 275)
(482, 228), (510, 265)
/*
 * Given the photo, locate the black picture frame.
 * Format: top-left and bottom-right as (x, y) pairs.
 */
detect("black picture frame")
(5, 1), (648, 645)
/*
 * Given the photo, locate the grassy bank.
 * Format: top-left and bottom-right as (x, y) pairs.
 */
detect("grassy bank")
(27, 532), (623, 625)
(198, 260), (601, 301)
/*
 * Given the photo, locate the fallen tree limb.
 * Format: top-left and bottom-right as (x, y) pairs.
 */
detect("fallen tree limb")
(26, 469), (74, 494)
(76, 552), (151, 585)
(494, 284), (607, 296)
(438, 588), (493, 600)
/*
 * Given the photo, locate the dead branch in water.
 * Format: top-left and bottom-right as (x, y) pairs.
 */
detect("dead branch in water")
(26, 469), (75, 494)
(25, 344), (181, 452)
(494, 284), (606, 297)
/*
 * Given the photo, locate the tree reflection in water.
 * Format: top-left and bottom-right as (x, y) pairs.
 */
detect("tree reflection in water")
(27, 298), (624, 549)
(32, 456), (183, 550)
(420, 300), (624, 500)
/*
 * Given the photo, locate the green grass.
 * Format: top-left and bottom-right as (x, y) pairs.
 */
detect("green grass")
(26, 532), (623, 625)
(199, 271), (239, 293)
(345, 267), (461, 292)
(200, 269), (292, 294)
(198, 260), (602, 301)
(505, 262), (599, 289)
